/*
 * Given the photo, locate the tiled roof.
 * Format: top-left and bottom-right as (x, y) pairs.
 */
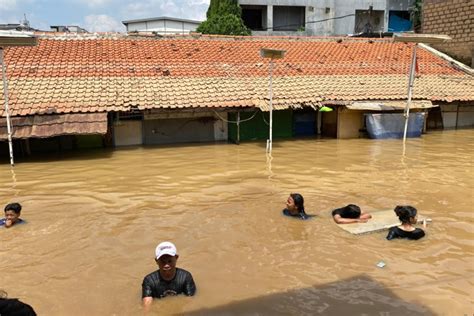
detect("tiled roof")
(1, 34), (473, 116)
(0, 113), (107, 139)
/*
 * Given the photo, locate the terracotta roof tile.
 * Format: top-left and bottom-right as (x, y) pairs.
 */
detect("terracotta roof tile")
(0, 35), (473, 116)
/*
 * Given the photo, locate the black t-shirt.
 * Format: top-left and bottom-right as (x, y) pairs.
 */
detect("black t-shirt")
(386, 226), (425, 240)
(331, 208), (360, 219)
(142, 268), (196, 298)
(282, 209), (313, 220)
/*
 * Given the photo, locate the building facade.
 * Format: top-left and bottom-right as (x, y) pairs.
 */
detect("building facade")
(122, 16), (202, 35)
(239, 0), (413, 35)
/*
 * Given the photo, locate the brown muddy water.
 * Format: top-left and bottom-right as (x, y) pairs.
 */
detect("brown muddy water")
(0, 130), (473, 315)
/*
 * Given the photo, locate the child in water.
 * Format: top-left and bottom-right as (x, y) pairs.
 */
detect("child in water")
(332, 204), (372, 224)
(1, 203), (24, 228)
(282, 193), (313, 220)
(386, 205), (425, 240)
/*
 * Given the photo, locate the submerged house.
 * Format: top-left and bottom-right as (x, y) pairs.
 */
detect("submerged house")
(0, 33), (473, 156)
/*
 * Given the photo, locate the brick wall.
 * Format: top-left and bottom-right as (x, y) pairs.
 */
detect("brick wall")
(422, 0), (474, 66)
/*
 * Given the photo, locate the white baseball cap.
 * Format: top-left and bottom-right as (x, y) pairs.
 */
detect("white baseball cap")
(155, 241), (177, 259)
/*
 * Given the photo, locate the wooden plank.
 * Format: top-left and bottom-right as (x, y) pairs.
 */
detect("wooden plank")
(336, 209), (428, 235)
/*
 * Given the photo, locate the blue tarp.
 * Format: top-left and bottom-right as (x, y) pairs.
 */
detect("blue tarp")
(388, 12), (412, 32)
(365, 113), (426, 139)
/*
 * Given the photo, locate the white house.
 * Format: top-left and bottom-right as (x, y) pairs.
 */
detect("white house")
(122, 16), (202, 35)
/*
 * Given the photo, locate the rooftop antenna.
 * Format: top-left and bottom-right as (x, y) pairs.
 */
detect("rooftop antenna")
(20, 14), (30, 28)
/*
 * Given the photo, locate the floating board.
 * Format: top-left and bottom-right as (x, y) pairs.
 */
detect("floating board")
(336, 209), (429, 235)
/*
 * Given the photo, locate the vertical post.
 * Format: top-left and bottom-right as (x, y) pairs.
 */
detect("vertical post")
(403, 44), (417, 144)
(236, 111), (240, 145)
(267, 58), (274, 154)
(0, 48), (14, 166)
(455, 102), (460, 129)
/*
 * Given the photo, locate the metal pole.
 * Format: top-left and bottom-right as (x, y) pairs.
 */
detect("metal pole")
(0, 48), (14, 166)
(267, 58), (274, 153)
(403, 44), (417, 144)
(236, 111), (240, 145)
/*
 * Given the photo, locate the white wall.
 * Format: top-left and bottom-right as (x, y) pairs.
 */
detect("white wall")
(127, 22), (147, 32)
(126, 19), (200, 34)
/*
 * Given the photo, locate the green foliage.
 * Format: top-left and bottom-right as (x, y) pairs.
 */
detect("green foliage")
(206, 0), (241, 18)
(197, 14), (250, 35)
(410, 0), (423, 32)
(199, 0), (250, 35)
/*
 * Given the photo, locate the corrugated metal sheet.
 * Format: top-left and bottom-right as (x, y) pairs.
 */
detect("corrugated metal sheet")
(346, 100), (436, 111)
(0, 113), (107, 140)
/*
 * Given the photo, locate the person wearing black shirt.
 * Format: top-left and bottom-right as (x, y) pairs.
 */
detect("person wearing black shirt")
(332, 204), (372, 224)
(142, 241), (196, 310)
(386, 205), (425, 240)
(282, 193), (314, 220)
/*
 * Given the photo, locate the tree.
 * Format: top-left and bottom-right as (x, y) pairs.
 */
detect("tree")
(197, 0), (250, 35)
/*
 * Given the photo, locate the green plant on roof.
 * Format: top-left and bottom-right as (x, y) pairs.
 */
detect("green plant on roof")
(197, 0), (250, 36)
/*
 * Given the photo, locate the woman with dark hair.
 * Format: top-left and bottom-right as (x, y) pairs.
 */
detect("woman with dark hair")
(282, 193), (314, 220)
(332, 204), (372, 224)
(386, 205), (425, 240)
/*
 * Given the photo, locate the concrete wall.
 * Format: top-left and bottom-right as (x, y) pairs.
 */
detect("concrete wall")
(143, 111), (227, 144)
(422, 0), (474, 66)
(321, 108), (338, 137)
(337, 108), (364, 138)
(441, 103), (474, 129)
(240, 0), (411, 35)
(114, 120), (143, 146)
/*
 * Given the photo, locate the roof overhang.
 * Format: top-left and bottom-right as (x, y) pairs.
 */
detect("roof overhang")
(346, 100), (436, 111)
(0, 113), (107, 139)
(0, 30), (38, 47)
(393, 33), (451, 44)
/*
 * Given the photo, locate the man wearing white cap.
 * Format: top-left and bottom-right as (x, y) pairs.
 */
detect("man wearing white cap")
(142, 241), (196, 307)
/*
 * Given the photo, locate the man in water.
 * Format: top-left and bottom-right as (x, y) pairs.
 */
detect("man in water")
(142, 241), (196, 309)
(1, 203), (24, 228)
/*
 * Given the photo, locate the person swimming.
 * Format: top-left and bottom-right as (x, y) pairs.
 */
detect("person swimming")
(332, 204), (372, 224)
(282, 193), (314, 220)
(1, 203), (25, 229)
(386, 205), (425, 240)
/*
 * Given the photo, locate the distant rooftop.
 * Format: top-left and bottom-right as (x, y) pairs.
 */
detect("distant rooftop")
(0, 23), (37, 32)
(50, 25), (88, 33)
(122, 16), (202, 26)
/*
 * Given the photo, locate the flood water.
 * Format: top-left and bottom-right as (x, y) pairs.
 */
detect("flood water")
(1, 130), (473, 315)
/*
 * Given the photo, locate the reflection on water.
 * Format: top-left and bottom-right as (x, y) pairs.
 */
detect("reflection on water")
(0, 130), (473, 315)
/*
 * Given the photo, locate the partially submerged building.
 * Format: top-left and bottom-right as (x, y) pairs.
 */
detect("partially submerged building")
(0, 33), (473, 156)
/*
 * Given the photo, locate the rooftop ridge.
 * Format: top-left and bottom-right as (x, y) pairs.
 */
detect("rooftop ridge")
(32, 32), (395, 43)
